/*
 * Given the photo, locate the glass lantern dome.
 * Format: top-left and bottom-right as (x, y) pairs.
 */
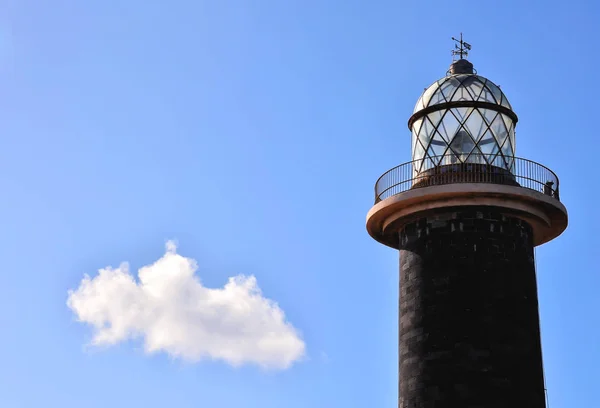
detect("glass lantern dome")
(409, 59), (518, 174)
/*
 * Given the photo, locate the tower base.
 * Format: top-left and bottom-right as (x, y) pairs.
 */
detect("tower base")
(398, 207), (546, 408)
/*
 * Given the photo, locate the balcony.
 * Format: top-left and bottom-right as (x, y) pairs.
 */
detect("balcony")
(374, 154), (560, 204)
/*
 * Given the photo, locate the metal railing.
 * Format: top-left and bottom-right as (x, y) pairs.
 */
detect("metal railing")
(374, 154), (560, 204)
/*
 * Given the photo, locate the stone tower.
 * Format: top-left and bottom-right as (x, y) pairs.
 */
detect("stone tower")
(366, 40), (568, 407)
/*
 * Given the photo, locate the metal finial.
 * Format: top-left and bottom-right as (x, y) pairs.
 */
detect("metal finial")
(451, 33), (471, 60)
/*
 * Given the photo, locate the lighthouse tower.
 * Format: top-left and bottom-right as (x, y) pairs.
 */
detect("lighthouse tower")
(366, 37), (567, 407)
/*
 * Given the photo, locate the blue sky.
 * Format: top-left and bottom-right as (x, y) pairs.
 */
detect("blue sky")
(0, 1), (598, 407)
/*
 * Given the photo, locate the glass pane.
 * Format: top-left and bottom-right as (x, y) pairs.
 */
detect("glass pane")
(467, 146), (485, 164)
(466, 77), (485, 100)
(452, 108), (474, 124)
(411, 118), (423, 158)
(428, 135), (448, 158)
(414, 97), (423, 112)
(453, 107), (472, 122)
(438, 110), (461, 143)
(449, 129), (475, 156)
(501, 137), (513, 158)
(491, 153), (508, 169)
(426, 110), (444, 129)
(489, 114), (508, 145)
(418, 117), (434, 155)
(429, 137), (447, 146)
(477, 130), (498, 155)
(414, 138), (426, 161)
(451, 86), (472, 101)
(458, 75), (476, 87)
(421, 83), (438, 108)
(440, 77), (461, 101)
(429, 88), (446, 105)
(489, 140), (501, 156)
(412, 131), (417, 157)
(479, 86), (496, 103)
(481, 108), (497, 126)
(504, 155), (515, 170)
(500, 114), (514, 135)
(500, 131), (515, 157)
(420, 116), (434, 140)
(500, 94), (512, 109)
(509, 126), (516, 155)
(421, 155), (436, 172)
(486, 81), (503, 105)
(465, 110), (486, 141)
(442, 149), (460, 165)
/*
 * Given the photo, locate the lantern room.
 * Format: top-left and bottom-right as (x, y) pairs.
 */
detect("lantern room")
(408, 58), (517, 174)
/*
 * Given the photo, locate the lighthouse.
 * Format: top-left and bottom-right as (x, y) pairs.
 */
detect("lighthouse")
(366, 36), (568, 407)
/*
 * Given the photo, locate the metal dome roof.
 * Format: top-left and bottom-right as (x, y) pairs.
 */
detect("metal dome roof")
(414, 73), (512, 114)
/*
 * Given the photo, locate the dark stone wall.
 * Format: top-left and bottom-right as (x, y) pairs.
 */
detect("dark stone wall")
(398, 207), (546, 408)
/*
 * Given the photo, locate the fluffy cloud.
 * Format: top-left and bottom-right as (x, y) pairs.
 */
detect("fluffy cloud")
(67, 241), (305, 370)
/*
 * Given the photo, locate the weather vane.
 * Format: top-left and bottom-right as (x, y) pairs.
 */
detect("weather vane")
(451, 33), (471, 60)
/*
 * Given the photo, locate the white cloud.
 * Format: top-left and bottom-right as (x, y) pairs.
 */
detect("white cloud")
(67, 241), (305, 370)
